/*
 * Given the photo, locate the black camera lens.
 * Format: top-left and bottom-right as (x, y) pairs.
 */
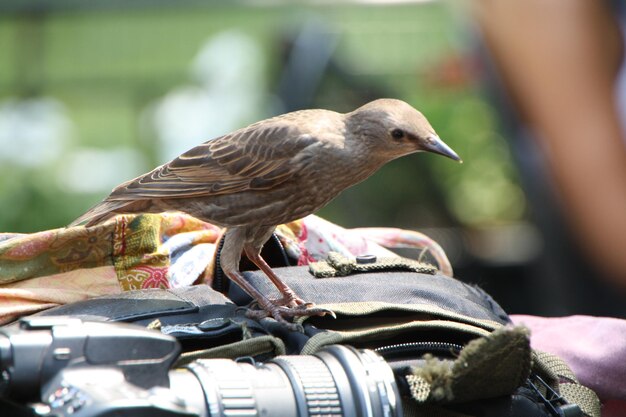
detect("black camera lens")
(0, 319), (404, 417)
(181, 345), (402, 417)
(0, 334), (12, 397)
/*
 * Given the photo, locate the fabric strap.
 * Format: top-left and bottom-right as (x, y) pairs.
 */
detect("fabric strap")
(533, 350), (601, 417)
(309, 251), (437, 278)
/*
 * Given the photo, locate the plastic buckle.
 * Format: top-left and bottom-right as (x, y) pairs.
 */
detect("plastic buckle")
(528, 374), (582, 417)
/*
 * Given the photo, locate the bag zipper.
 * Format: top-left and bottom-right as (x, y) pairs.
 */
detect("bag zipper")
(213, 235), (227, 293)
(375, 341), (463, 358)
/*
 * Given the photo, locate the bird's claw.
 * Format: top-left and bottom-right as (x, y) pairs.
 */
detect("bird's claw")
(246, 302), (335, 331)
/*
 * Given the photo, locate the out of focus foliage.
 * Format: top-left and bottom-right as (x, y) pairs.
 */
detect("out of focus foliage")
(0, 2), (524, 233)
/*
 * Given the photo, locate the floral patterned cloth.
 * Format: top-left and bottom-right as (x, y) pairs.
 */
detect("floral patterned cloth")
(0, 213), (219, 324)
(0, 212), (449, 325)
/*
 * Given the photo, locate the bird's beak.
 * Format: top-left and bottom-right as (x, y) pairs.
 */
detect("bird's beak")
(423, 135), (462, 163)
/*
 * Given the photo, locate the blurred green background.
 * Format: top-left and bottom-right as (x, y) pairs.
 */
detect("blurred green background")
(0, 1), (523, 229)
(0, 1), (540, 311)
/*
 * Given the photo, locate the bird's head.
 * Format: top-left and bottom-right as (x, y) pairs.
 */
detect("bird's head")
(346, 98), (461, 163)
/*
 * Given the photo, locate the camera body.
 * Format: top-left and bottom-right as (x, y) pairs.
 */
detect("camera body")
(0, 317), (402, 417)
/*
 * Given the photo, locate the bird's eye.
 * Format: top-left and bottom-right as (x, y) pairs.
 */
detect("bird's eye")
(391, 129), (404, 139)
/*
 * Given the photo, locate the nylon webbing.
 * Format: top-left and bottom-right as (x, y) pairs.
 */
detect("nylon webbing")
(533, 350), (601, 417)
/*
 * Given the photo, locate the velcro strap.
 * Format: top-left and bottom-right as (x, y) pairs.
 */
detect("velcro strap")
(309, 251), (437, 278)
(406, 326), (532, 404)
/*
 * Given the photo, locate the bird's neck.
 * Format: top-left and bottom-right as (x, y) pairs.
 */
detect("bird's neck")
(337, 143), (387, 186)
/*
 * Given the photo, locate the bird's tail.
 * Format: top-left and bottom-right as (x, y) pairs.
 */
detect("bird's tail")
(69, 199), (152, 227)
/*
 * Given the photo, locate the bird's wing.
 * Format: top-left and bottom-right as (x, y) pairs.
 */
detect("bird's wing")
(106, 121), (319, 200)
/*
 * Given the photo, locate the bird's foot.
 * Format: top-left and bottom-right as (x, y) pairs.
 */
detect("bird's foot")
(246, 302), (335, 331)
(269, 290), (310, 309)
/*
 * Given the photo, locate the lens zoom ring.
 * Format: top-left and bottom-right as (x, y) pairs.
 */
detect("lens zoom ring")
(278, 356), (342, 417)
(191, 360), (258, 417)
(217, 379), (257, 417)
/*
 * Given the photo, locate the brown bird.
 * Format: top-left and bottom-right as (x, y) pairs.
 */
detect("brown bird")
(71, 99), (461, 327)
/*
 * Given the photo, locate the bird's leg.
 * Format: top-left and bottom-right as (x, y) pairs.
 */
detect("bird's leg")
(243, 244), (333, 321)
(243, 245), (307, 308)
(223, 268), (298, 329)
(220, 228), (296, 329)
(221, 228), (332, 329)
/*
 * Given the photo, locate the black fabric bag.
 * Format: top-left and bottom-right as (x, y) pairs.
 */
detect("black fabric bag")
(34, 250), (600, 417)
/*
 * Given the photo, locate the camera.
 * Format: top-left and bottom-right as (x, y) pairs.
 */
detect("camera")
(0, 317), (402, 417)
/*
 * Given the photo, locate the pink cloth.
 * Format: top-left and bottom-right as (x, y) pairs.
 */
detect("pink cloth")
(511, 314), (626, 415)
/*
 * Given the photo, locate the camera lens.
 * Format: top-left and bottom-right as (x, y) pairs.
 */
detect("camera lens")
(0, 334), (12, 397)
(181, 345), (402, 417)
